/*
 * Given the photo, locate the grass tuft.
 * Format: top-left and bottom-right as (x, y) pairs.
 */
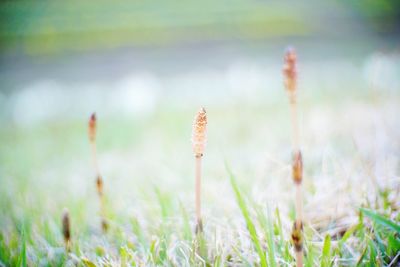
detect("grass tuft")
(226, 163), (267, 267)
(17, 229), (27, 267)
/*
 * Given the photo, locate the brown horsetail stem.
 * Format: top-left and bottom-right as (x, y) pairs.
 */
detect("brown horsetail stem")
(191, 107), (207, 233)
(283, 47), (304, 266)
(62, 209), (71, 252)
(88, 113), (108, 232)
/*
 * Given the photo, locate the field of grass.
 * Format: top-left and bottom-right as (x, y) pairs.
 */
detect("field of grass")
(1, 0), (399, 265)
(0, 85), (399, 266)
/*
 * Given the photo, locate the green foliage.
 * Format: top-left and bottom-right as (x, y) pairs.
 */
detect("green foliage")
(17, 229), (26, 267)
(0, 163), (398, 266)
(154, 187), (171, 220)
(255, 204), (277, 267)
(0, 233), (11, 265)
(0, 98), (398, 266)
(179, 201), (192, 241)
(305, 241), (315, 267)
(360, 208), (400, 233)
(81, 257), (96, 267)
(226, 164), (267, 267)
(387, 233), (400, 257)
(321, 235), (331, 267)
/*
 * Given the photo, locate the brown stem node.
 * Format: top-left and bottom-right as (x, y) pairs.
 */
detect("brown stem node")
(292, 150), (303, 184)
(62, 209), (71, 252)
(101, 218), (108, 232)
(96, 175), (103, 196)
(195, 218), (203, 234)
(291, 220), (303, 252)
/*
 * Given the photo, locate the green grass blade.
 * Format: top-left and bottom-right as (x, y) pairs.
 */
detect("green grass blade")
(356, 245), (368, 266)
(0, 232), (11, 264)
(81, 257), (97, 267)
(226, 164), (268, 267)
(360, 208), (400, 233)
(321, 234), (331, 267)
(179, 200), (192, 241)
(130, 217), (147, 248)
(387, 233), (400, 256)
(254, 204), (276, 267)
(266, 206), (277, 267)
(340, 224), (358, 244)
(17, 228), (27, 267)
(305, 242), (315, 267)
(368, 239), (377, 266)
(274, 207), (291, 261)
(154, 187), (169, 220)
(213, 254), (221, 267)
(337, 224), (360, 257)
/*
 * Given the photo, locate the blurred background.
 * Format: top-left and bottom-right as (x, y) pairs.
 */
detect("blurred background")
(0, 0), (399, 125)
(0, 0), (400, 233)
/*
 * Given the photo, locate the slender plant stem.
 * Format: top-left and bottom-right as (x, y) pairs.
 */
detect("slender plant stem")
(192, 107), (206, 234)
(195, 155), (202, 230)
(290, 100), (300, 151)
(91, 142), (99, 176)
(295, 251), (303, 267)
(66, 240), (71, 253)
(295, 183), (303, 223)
(290, 99), (303, 222)
(290, 96), (303, 265)
(91, 139), (107, 232)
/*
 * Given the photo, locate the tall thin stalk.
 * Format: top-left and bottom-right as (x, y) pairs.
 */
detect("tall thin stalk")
(191, 107), (207, 233)
(88, 113), (108, 232)
(283, 47), (304, 266)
